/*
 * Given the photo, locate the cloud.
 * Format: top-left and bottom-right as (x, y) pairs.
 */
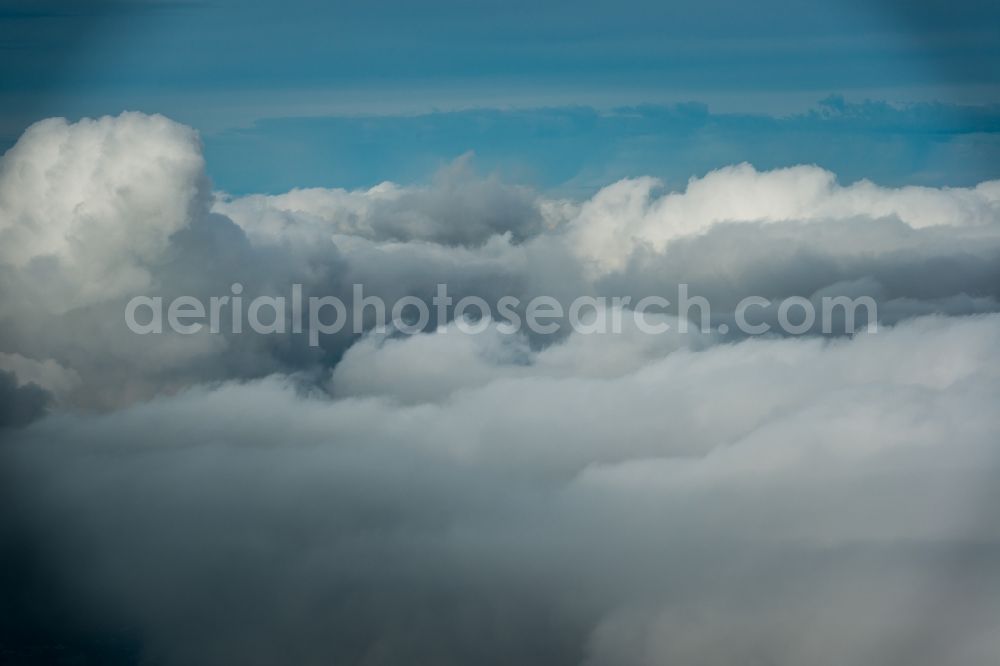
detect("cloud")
(217, 153), (548, 248)
(1, 112), (999, 663)
(566, 163), (1000, 274)
(329, 308), (711, 404)
(2, 314), (999, 664)
(0, 113), (207, 312)
(0, 112), (996, 411)
(0, 369), (51, 428)
(0, 351), (80, 399)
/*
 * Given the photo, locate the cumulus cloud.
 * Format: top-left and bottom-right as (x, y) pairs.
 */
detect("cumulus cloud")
(217, 153), (549, 248)
(1, 112), (998, 407)
(566, 163), (1000, 275)
(1, 112), (999, 664)
(0, 113), (207, 312)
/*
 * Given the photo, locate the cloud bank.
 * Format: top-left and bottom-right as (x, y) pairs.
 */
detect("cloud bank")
(1, 112), (999, 664)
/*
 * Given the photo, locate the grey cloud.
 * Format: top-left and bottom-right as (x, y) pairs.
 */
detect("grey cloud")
(1, 315), (999, 664)
(0, 369), (51, 428)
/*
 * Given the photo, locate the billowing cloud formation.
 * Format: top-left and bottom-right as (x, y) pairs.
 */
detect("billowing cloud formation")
(217, 153), (550, 247)
(1, 112), (999, 408)
(566, 164), (1000, 274)
(1, 113), (998, 664)
(0, 113), (207, 312)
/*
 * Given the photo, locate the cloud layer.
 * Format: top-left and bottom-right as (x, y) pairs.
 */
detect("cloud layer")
(1, 112), (999, 664)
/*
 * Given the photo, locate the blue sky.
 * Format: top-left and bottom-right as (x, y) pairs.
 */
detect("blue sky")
(2, 0), (999, 192)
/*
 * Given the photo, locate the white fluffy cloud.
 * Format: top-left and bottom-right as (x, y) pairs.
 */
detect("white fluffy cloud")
(0, 113), (207, 311)
(566, 163), (1000, 274)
